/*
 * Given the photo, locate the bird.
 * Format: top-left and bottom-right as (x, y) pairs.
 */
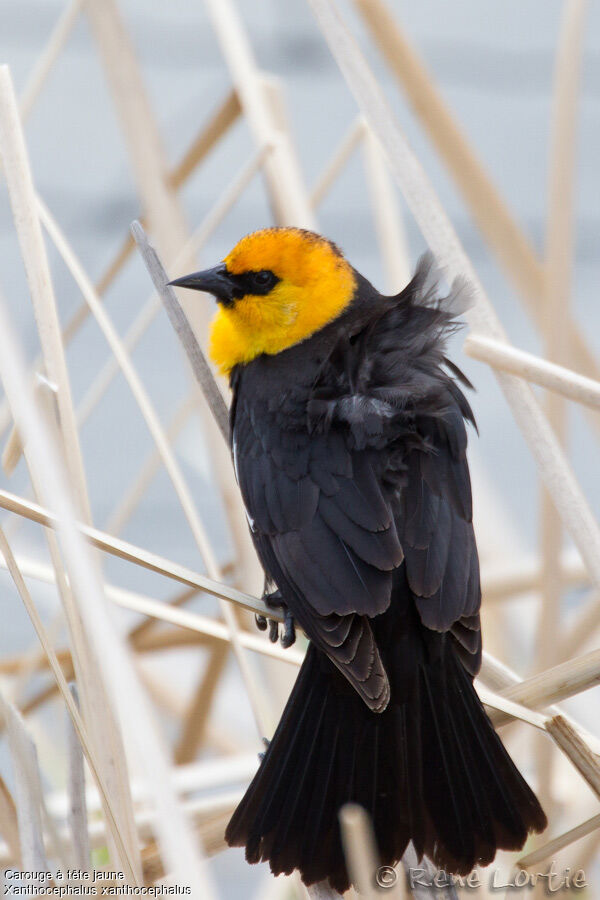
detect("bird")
(170, 227), (547, 894)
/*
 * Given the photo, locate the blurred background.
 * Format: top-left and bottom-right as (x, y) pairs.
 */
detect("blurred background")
(0, 1), (599, 897)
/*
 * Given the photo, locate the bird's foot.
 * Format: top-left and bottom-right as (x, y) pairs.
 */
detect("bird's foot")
(263, 588), (284, 610)
(257, 589), (296, 648)
(258, 737), (270, 763)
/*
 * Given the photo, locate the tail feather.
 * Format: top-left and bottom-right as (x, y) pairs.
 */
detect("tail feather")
(245, 674), (323, 860)
(226, 637), (546, 893)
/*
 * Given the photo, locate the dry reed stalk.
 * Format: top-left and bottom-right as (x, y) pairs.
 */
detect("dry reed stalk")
(310, 117), (366, 207)
(340, 804), (399, 899)
(559, 590), (600, 662)
(95, 87), (242, 297)
(27, 181), (272, 744)
(10, 610), (64, 709)
(10, 582), (301, 678)
(125, 790), (246, 842)
(66, 685), (90, 871)
(0, 487), (272, 616)
(536, 8), (599, 716)
(84, 0), (189, 265)
(128, 584), (200, 644)
(43, 752), (257, 821)
(481, 550), (586, 603)
(463, 336), (600, 410)
(0, 525), (141, 874)
(490, 647), (600, 716)
(18, 0), (83, 121)
(0, 491), (303, 680)
(0, 287), (217, 894)
(4, 477), (600, 749)
(86, 0), (264, 606)
(2, 420), (23, 477)
(306, 0), (600, 598)
(475, 687), (547, 732)
(203, 0), (315, 228)
(2, 4), (596, 884)
(170, 89), (242, 190)
(135, 213), (345, 897)
(0, 87), (240, 442)
(0, 777), (21, 867)
(4, 481), (599, 727)
(73, 292), (162, 429)
(38, 198), (222, 577)
(2, 374), (60, 480)
(566, 822), (600, 885)
(535, 0), (587, 820)
(353, 0), (541, 304)
(174, 643), (230, 765)
(0, 789), (243, 872)
(545, 716), (600, 799)
(0, 69), (90, 521)
(0, 632), (215, 730)
(400, 845), (459, 900)
(1, 696), (48, 877)
(137, 663), (188, 720)
(76, 143), (269, 443)
(134, 626), (218, 654)
(0, 628), (211, 685)
(139, 817), (231, 884)
(518, 813), (600, 869)
(104, 393), (198, 535)
(353, 0), (600, 422)
(0, 554), (211, 662)
(307, 887), (343, 899)
(131, 223), (230, 441)
(3, 536), (284, 739)
(130, 222), (274, 735)
(111, 591), (304, 665)
(20, 678), (74, 724)
(0, 65), (142, 879)
(362, 127), (410, 292)
(117, 146), (270, 594)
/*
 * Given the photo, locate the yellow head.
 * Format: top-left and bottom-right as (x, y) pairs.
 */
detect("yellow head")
(170, 228), (356, 376)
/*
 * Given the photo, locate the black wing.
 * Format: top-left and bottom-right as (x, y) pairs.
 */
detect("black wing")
(232, 257), (480, 710)
(233, 389), (401, 711)
(400, 403), (482, 676)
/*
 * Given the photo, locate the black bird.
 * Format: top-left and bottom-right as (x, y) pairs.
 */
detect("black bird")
(171, 227), (546, 893)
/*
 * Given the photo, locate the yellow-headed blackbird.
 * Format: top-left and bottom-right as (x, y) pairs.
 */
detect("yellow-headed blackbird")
(171, 228), (546, 893)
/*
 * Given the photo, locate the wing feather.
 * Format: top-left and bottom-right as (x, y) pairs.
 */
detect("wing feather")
(231, 254), (482, 711)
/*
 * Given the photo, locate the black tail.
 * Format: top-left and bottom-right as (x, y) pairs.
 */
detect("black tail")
(226, 634), (546, 893)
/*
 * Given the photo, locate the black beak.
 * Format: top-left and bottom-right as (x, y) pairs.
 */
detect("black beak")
(169, 263), (235, 306)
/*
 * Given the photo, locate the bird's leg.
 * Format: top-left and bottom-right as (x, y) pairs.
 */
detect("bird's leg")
(255, 576), (276, 633)
(260, 586), (297, 648)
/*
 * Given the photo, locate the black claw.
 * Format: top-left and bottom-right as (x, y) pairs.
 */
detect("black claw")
(258, 736), (271, 763)
(281, 610), (296, 648)
(255, 614), (268, 631)
(260, 587), (295, 648)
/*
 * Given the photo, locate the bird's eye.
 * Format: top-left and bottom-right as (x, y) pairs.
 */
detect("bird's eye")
(252, 270), (274, 287)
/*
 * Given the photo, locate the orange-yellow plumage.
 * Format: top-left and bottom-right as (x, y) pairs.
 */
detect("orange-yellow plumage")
(209, 227), (356, 375)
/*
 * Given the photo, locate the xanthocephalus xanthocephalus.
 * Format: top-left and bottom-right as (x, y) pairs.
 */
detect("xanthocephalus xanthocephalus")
(171, 228), (546, 893)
